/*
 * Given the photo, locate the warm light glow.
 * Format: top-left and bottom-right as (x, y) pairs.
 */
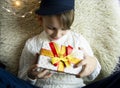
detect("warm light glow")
(2, 0), (40, 18)
(13, 0), (21, 7)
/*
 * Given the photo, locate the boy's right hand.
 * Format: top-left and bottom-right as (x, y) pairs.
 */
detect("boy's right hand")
(27, 53), (53, 79)
(27, 64), (53, 79)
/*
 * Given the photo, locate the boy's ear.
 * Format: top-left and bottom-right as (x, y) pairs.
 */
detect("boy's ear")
(37, 15), (43, 26)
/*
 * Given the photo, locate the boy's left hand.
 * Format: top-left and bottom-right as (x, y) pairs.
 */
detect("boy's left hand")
(74, 48), (97, 78)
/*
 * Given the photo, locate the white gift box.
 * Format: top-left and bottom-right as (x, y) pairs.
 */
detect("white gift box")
(37, 42), (84, 75)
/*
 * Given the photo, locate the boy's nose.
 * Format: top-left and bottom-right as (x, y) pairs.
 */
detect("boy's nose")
(54, 30), (62, 38)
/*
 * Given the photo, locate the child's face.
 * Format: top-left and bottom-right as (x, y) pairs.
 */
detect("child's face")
(41, 16), (69, 41)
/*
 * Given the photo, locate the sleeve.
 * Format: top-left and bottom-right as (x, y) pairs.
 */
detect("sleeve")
(18, 39), (37, 85)
(79, 35), (101, 81)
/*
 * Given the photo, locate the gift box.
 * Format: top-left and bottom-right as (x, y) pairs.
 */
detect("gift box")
(38, 42), (84, 75)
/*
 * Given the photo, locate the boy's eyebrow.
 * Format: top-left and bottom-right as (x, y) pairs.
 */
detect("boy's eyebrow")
(46, 25), (64, 30)
(46, 25), (53, 28)
(46, 25), (58, 29)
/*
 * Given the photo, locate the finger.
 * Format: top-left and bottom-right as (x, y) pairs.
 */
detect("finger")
(43, 73), (53, 79)
(80, 67), (88, 77)
(78, 65), (92, 78)
(74, 59), (87, 68)
(37, 69), (49, 78)
(28, 64), (38, 71)
(28, 64), (40, 73)
(27, 66), (40, 79)
(41, 69), (49, 74)
(76, 65), (88, 78)
(32, 67), (40, 72)
(76, 65), (85, 78)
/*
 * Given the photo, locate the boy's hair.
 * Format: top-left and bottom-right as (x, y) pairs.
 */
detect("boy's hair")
(41, 10), (74, 30)
(59, 10), (74, 30)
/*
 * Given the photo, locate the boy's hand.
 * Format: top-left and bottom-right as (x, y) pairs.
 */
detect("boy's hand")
(27, 53), (53, 79)
(27, 64), (53, 79)
(74, 48), (97, 78)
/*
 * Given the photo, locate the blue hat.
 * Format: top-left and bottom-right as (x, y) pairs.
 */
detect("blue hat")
(35, 0), (74, 15)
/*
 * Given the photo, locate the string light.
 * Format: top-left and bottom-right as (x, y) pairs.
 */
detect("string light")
(1, 0), (41, 18)
(13, 0), (22, 7)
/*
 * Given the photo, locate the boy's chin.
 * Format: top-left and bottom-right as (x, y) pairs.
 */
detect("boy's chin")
(49, 37), (60, 41)
(51, 38), (59, 41)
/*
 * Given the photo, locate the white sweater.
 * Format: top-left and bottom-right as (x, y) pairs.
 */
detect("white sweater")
(18, 30), (101, 88)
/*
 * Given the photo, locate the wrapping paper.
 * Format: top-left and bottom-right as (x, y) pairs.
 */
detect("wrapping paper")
(38, 42), (84, 75)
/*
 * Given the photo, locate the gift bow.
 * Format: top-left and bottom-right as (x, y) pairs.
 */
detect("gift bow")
(40, 42), (81, 72)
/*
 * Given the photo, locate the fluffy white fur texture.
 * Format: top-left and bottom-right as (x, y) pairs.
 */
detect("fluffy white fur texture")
(0, 0), (120, 78)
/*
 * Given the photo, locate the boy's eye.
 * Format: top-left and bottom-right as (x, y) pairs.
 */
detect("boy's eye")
(47, 26), (51, 29)
(47, 26), (56, 30)
(61, 28), (65, 30)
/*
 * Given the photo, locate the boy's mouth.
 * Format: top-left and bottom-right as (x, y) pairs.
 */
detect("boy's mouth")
(51, 37), (60, 40)
(53, 37), (59, 40)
